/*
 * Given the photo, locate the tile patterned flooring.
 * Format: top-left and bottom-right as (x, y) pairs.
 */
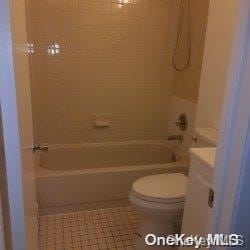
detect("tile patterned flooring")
(39, 206), (142, 250)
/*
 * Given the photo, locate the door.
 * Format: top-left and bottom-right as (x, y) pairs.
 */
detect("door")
(0, 192), (5, 250)
(0, 0), (38, 249)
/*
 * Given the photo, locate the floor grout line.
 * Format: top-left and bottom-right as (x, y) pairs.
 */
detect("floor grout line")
(39, 206), (141, 250)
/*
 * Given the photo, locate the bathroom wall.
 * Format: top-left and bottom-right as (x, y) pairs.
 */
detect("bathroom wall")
(165, 0), (209, 154)
(167, 95), (197, 155)
(27, 0), (175, 144)
(195, 0), (239, 130)
(172, 0), (209, 103)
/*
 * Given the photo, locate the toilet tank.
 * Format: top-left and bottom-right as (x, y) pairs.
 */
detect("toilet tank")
(192, 127), (218, 148)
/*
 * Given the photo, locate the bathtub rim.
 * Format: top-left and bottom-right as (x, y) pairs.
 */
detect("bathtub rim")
(36, 140), (189, 178)
(38, 139), (184, 151)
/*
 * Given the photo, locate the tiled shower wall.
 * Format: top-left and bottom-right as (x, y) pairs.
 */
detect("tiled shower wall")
(27, 0), (175, 144)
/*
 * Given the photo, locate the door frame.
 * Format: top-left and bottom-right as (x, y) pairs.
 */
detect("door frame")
(211, 0), (250, 241)
(0, 111), (7, 250)
(0, 0), (30, 249)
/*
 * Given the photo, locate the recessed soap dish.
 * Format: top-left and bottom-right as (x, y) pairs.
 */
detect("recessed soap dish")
(94, 114), (111, 128)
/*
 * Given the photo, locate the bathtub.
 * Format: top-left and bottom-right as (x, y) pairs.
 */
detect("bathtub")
(36, 140), (188, 214)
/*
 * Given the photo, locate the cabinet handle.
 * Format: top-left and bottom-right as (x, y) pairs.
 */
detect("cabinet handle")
(208, 188), (214, 208)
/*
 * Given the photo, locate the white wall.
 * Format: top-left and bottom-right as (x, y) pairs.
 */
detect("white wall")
(195, 0), (240, 130)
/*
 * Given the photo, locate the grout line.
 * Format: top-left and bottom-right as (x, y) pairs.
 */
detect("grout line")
(39, 206), (141, 250)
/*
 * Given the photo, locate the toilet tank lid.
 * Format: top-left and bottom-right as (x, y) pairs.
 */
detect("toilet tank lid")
(132, 173), (187, 201)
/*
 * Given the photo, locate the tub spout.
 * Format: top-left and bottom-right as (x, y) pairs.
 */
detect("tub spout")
(167, 135), (183, 142)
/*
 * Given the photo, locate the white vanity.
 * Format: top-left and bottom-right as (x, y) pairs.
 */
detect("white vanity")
(181, 147), (216, 248)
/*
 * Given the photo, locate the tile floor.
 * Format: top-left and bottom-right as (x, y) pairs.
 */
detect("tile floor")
(39, 206), (142, 250)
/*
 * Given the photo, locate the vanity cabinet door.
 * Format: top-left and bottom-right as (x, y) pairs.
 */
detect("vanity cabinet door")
(181, 157), (213, 248)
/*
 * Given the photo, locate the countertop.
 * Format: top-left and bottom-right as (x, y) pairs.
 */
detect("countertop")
(189, 147), (217, 170)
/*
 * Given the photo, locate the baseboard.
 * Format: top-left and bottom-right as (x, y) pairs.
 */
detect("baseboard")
(39, 198), (131, 216)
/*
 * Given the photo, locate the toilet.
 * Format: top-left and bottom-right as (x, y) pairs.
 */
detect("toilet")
(129, 173), (187, 249)
(129, 127), (218, 249)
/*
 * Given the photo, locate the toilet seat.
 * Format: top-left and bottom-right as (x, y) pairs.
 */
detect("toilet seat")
(131, 173), (187, 203)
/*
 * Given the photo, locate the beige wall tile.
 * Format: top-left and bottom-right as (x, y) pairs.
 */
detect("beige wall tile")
(27, 0), (206, 144)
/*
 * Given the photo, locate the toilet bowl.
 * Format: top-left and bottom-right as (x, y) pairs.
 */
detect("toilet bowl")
(129, 173), (187, 250)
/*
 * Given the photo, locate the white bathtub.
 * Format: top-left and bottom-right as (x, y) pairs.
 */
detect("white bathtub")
(36, 141), (188, 214)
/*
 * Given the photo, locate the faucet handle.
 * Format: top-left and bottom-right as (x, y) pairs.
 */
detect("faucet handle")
(175, 120), (182, 126)
(175, 113), (188, 131)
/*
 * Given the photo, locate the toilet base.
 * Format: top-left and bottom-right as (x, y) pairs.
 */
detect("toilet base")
(129, 191), (184, 249)
(134, 219), (176, 250)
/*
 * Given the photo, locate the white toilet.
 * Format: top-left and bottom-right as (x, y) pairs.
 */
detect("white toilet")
(129, 173), (187, 249)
